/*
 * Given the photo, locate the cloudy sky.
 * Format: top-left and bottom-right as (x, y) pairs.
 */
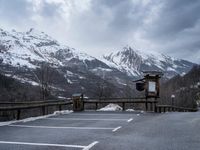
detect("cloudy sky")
(0, 0), (200, 63)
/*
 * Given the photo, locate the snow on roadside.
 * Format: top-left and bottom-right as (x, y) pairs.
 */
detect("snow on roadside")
(0, 110), (72, 126)
(126, 109), (135, 112)
(97, 103), (122, 111)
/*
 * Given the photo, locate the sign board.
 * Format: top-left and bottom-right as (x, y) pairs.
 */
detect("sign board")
(148, 81), (156, 92)
(133, 71), (163, 98)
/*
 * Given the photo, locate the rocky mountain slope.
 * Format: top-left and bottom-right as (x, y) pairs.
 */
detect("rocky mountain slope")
(102, 46), (194, 79)
(0, 28), (196, 99)
(0, 28), (128, 99)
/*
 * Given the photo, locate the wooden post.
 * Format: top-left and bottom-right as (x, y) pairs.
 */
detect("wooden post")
(122, 103), (125, 111)
(145, 98), (148, 111)
(150, 102), (153, 111)
(154, 104), (157, 113)
(83, 102), (85, 111)
(122, 102), (125, 111)
(42, 106), (45, 115)
(95, 102), (98, 110)
(59, 105), (62, 111)
(154, 98), (157, 112)
(159, 107), (161, 113)
(17, 109), (21, 120)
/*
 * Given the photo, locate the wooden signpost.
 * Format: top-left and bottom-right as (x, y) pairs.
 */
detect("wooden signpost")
(72, 93), (84, 111)
(134, 71), (163, 111)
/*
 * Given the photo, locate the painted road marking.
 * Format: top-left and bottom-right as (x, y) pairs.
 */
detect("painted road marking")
(45, 117), (129, 122)
(127, 118), (133, 123)
(8, 124), (117, 131)
(0, 140), (98, 149)
(112, 126), (122, 132)
(83, 141), (99, 150)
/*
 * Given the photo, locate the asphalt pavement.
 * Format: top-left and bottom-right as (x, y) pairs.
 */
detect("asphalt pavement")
(0, 110), (200, 150)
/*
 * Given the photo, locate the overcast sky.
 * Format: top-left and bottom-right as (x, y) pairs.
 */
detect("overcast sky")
(0, 0), (200, 63)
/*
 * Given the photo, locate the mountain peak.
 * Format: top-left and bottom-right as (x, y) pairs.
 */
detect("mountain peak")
(102, 46), (195, 78)
(26, 28), (42, 35)
(26, 28), (34, 34)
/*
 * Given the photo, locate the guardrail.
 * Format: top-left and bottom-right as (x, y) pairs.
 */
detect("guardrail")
(0, 99), (69, 105)
(83, 97), (157, 111)
(156, 105), (198, 113)
(0, 98), (198, 121)
(0, 101), (72, 120)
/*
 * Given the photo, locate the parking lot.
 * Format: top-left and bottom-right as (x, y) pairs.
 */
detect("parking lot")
(0, 111), (141, 150)
(0, 110), (200, 150)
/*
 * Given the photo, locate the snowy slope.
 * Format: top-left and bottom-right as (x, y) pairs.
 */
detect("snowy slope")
(0, 28), (121, 98)
(102, 46), (195, 78)
(0, 28), (194, 79)
(0, 28), (196, 98)
(0, 28), (95, 69)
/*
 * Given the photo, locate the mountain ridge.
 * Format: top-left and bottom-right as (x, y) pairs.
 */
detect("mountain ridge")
(0, 28), (196, 98)
(102, 46), (194, 79)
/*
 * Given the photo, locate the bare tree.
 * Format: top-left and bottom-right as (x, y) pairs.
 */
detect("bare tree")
(95, 79), (106, 99)
(124, 80), (133, 98)
(95, 73), (115, 99)
(36, 62), (54, 100)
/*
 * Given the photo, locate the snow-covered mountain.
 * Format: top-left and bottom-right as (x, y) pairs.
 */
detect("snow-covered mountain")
(0, 28), (195, 98)
(0, 28), (96, 69)
(0, 28), (125, 98)
(102, 46), (195, 79)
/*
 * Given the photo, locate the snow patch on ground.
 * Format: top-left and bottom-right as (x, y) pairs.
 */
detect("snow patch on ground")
(98, 103), (122, 111)
(0, 110), (72, 126)
(126, 109), (135, 112)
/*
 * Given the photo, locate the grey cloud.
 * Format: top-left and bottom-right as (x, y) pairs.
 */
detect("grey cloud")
(91, 0), (150, 33)
(0, 0), (200, 63)
(145, 0), (200, 41)
(40, 1), (62, 18)
(0, 0), (62, 26)
(0, 0), (31, 24)
(67, 0), (153, 50)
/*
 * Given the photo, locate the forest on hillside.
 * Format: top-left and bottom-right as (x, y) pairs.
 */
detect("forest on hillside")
(160, 65), (200, 108)
(0, 65), (199, 109)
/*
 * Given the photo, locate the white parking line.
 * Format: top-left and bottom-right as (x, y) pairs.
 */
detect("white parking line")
(127, 118), (133, 123)
(8, 124), (116, 131)
(83, 141), (99, 150)
(112, 126), (122, 132)
(45, 118), (129, 122)
(0, 140), (99, 149)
